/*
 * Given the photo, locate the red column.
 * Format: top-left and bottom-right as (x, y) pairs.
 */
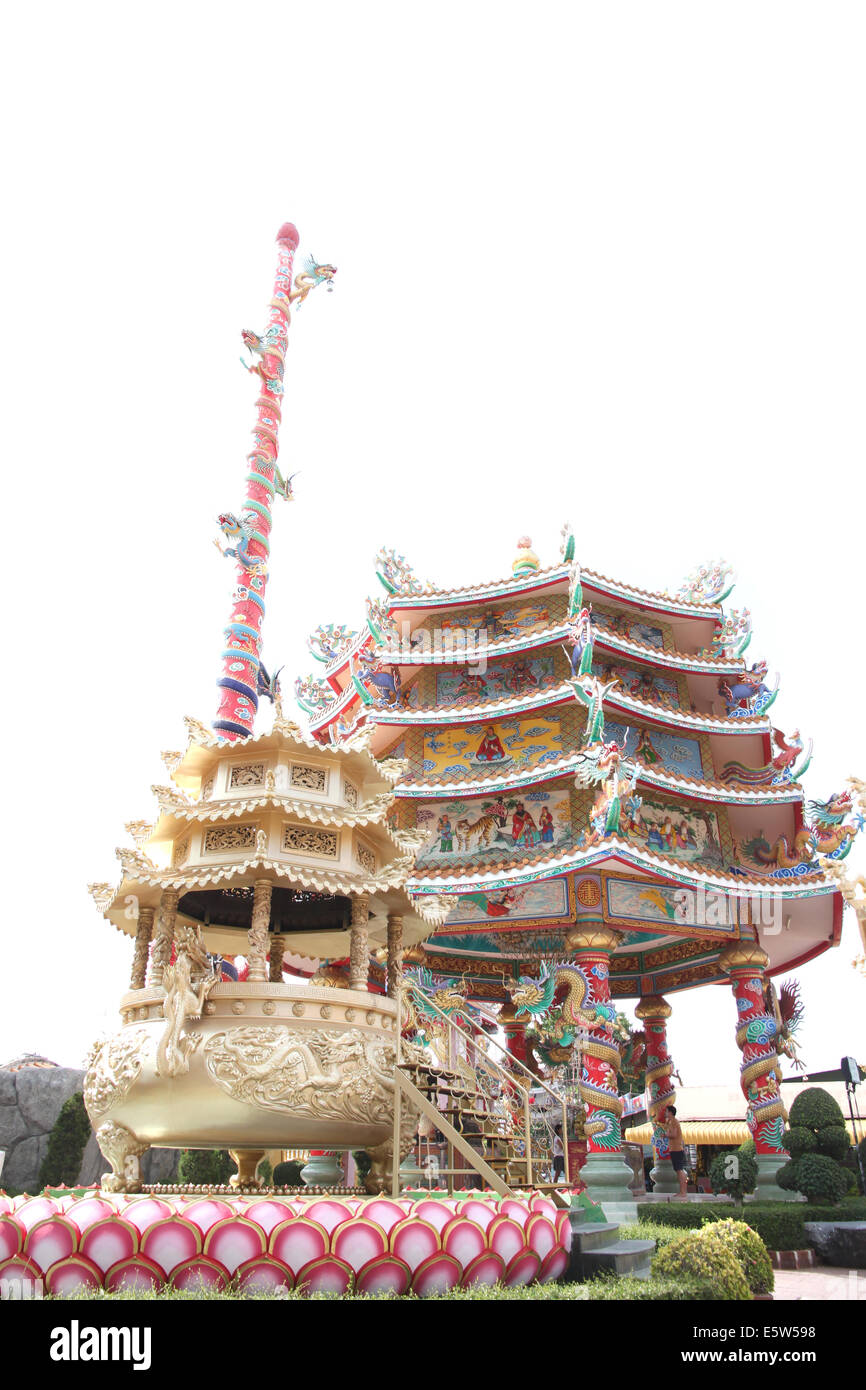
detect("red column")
(566, 927), (623, 1155)
(214, 224), (299, 740)
(720, 945), (787, 1157)
(635, 994), (678, 1190)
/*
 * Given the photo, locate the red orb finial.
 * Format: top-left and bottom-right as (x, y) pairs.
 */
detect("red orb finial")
(276, 222), (300, 249)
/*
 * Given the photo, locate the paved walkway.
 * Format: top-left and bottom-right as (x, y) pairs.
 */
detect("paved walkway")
(773, 1266), (866, 1300)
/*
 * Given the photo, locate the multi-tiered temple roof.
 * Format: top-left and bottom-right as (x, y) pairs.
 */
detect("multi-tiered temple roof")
(294, 533), (856, 1003)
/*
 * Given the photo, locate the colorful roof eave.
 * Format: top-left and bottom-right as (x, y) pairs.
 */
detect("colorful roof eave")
(366, 680), (771, 738)
(391, 753), (800, 807)
(406, 841), (841, 900)
(380, 562), (724, 623)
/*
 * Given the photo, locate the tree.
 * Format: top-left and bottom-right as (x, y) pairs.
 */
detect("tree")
(38, 1092), (91, 1189)
(177, 1149), (233, 1185)
(709, 1143), (758, 1207)
(776, 1087), (851, 1204)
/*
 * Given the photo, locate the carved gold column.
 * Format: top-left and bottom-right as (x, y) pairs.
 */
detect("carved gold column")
(149, 887), (179, 988)
(386, 912), (404, 999)
(247, 879), (273, 983)
(130, 906), (154, 991)
(350, 894), (370, 991)
(269, 933), (285, 983)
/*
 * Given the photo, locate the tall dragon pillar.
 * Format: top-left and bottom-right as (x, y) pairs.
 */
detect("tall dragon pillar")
(635, 994), (678, 1194)
(213, 223), (299, 740)
(567, 926), (636, 1213)
(720, 942), (794, 1201)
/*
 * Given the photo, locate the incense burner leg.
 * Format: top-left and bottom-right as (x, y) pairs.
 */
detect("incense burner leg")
(229, 1149), (266, 1189)
(97, 1120), (149, 1194)
(635, 994), (679, 1194)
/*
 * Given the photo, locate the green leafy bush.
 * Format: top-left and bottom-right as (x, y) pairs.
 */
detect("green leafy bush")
(257, 1158), (273, 1187)
(38, 1092), (91, 1189)
(779, 1088), (851, 1204)
(273, 1160), (304, 1187)
(637, 1202), (804, 1251)
(652, 1230), (751, 1300)
(709, 1218), (774, 1294)
(708, 1147), (758, 1204)
(177, 1150), (233, 1185)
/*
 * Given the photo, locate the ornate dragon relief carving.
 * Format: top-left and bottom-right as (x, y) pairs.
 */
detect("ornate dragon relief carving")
(184, 715), (215, 746)
(230, 762), (266, 788)
(282, 823), (339, 858)
(290, 763), (328, 792)
(203, 1026), (405, 1125)
(83, 1028), (152, 1122)
(124, 820), (154, 845)
(116, 846), (159, 878)
(88, 882), (114, 911)
(203, 824), (257, 852)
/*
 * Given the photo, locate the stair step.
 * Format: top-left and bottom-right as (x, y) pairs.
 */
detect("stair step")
(583, 1240), (656, 1280)
(571, 1223), (622, 1253)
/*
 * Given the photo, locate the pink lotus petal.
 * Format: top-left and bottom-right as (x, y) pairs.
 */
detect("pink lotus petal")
(122, 1198), (172, 1235)
(357, 1199), (407, 1233)
(441, 1216), (487, 1268)
(525, 1214), (557, 1261)
(539, 1247), (570, 1283)
(461, 1251), (506, 1288)
(182, 1198), (234, 1234)
(15, 1197), (60, 1231)
(456, 1199), (496, 1232)
(243, 1200), (297, 1236)
(141, 1217), (202, 1276)
(391, 1218), (440, 1272)
(204, 1217), (267, 1275)
(64, 1197), (116, 1233)
(45, 1255), (103, 1295)
(488, 1216), (524, 1265)
(500, 1199), (531, 1227)
(24, 1217), (78, 1272)
(555, 1210), (573, 1252)
(505, 1249), (541, 1287)
(410, 1200), (455, 1232)
(411, 1253), (462, 1297)
(303, 1200), (353, 1235)
(236, 1256), (294, 1294)
(295, 1256), (353, 1296)
(81, 1217), (139, 1274)
(0, 1215), (24, 1261)
(270, 1218), (328, 1275)
(332, 1219), (387, 1270)
(354, 1254), (411, 1296)
(105, 1256), (164, 1294)
(171, 1257), (230, 1292)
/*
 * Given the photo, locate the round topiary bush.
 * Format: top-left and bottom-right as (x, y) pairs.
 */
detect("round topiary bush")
(788, 1088), (845, 1130)
(273, 1159), (304, 1187)
(794, 1153), (849, 1204)
(775, 1160), (800, 1191)
(652, 1230), (751, 1300)
(708, 1147), (758, 1205)
(177, 1149), (233, 1185)
(782, 1125), (818, 1159)
(817, 1125), (851, 1162)
(705, 1219), (774, 1295)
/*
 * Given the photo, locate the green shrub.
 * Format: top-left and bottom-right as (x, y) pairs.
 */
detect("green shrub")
(782, 1125), (818, 1159)
(709, 1148), (758, 1204)
(789, 1088), (846, 1130)
(38, 1092), (91, 1189)
(738, 1137), (756, 1160)
(652, 1230), (750, 1300)
(708, 1219), (774, 1294)
(794, 1153), (849, 1204)
(619, 1221), (683, 1251)
(273, 1160), (304, 1187)
(177, 1150), (233, 1185)
(817, 1126), (851, 1162)
(637, 1202), (805, 1251)
(257, 1158), (273, 1187)
(352, 1150), (372, 1181)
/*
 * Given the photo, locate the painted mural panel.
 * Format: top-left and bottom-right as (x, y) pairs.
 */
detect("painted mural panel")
(415, 787), (573, 865)
(441, 876), (571, 925)
(594, 607), (666, 650)
(422, 715), (564, 778)
(578, 792), (724, 869)
(605, 879), (694, 928)
(435, 653), (558, 707)
(605, 720), (705, 781)
(423, 601), (557, 643)
(591, 658), (680, 709)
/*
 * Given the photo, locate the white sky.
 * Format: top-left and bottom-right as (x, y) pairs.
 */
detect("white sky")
(1, 3), (864, 1084)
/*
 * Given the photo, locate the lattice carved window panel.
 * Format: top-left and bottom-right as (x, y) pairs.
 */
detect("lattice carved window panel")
(290, 764), (328, 793)
(203, 825), (257, 853)
(229, 763), (266, 789)
(355, 841), (376, 873)
(343, 780), (359, 808)
(172, 837), (190, 868)
(282, 824), (339, 858)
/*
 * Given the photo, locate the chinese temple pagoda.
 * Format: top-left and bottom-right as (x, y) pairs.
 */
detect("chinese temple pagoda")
(296, 532), (859, 1206)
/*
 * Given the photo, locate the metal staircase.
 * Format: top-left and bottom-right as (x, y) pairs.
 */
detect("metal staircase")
(390, 983), (572, 1200)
